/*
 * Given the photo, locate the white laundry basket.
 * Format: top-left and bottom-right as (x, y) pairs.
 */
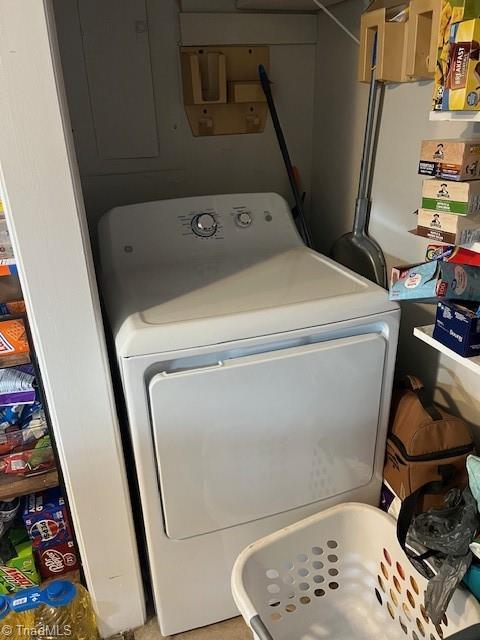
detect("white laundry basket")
(232, 503), (480, 640)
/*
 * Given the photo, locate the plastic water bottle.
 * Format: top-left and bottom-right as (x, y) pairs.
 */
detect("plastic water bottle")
(0, 591), (37, 639)
(34, 581), (98, 639)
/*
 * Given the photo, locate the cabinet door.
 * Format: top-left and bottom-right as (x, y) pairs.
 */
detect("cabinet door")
(79, 0), (159, 159)
(149, 333), (386, 540)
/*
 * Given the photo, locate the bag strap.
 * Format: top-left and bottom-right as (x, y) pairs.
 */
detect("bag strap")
(397, 464), (456, 557)
(401, 375), (443, 421)
(444, 624), (480, 640)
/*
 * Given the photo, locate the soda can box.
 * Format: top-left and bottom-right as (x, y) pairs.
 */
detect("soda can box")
(417, 209), (480, 244)
(422, 178), (480, 215)
(23, 488), (72, 550)
(0, 530), (40, 595)
(418, 139), (480, 180)
(433, 300), (480, 357)
(35, 540), (79, 580)
(390, 260), (480, 301)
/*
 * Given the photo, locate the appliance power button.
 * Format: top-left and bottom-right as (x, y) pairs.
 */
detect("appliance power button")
(235, 211), (252, 228)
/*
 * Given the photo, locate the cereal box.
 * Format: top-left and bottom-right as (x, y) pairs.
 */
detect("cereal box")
(422, 178), (480, 214)
(417, 208), (480, 243)
(433, 0), (480, 110)
(442, 18), (480, 109)
(419, 139), (480, 180)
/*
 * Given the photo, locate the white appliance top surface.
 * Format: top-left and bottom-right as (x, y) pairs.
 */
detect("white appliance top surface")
(98, 193), (397, 356)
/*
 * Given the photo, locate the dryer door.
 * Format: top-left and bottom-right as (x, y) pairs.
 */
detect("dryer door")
(149, 333), (386, 540)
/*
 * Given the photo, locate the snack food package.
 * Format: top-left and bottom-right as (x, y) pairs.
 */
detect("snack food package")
(422, 178), (480, 214)
(417, 208), (480, 243)
(389, 260), (480, 301)
(22, 488), (72, 551)
(0, 220), (13, 260)
(441, 18), (480, 109)
(433, 0), (480, 110)
(418, 139), (480, 180)
(0, 320), (29, 364)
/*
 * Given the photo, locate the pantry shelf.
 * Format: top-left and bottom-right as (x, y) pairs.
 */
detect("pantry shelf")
(429, 111), (480, 122)
(414, 324), (480, 374)
(0, 469), (59, 501)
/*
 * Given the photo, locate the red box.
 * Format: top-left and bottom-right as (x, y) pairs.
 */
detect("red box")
(34, 541), (79, 579)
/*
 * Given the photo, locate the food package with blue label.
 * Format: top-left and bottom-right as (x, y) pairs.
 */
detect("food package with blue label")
(389, 260), (480, 301)
(433, 300), (480, 356)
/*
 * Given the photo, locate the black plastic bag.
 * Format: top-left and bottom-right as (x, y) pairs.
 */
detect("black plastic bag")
(407, 488), (479, 625)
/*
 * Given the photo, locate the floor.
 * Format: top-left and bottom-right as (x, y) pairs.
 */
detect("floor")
(134, 617), (253, 640)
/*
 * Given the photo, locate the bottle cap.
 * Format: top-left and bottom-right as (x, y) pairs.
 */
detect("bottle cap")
(44, 581), (77, 607)
(0, 596), (9, 620)
(10, 588), (43, 613)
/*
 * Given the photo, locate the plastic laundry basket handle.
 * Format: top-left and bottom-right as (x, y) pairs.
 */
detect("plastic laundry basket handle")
(250, 615), (274, 640)
(251, 614), (480, 639)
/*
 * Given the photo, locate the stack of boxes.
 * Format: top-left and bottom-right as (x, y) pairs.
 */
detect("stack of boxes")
(22, 488), (79, 582)
(417, 138), (480, 245)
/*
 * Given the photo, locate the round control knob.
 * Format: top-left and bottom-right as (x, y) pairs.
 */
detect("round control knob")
(235, 211), (252, 228)
(192, 213), (217, 237)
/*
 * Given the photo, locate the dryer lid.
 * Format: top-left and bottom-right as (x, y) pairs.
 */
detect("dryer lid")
(98, 193), (397, 356)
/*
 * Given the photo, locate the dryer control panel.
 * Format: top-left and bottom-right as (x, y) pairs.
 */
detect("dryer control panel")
(99, 193), (303, 277)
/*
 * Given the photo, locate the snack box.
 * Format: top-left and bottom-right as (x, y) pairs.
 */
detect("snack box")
(0, 300), (25, 317)
(0, 527), (40, 595)
(0, 319), (28, 358)
(0, 220), (13, 259)
(422, 178), (480, 215)
(433, 0), (469, 110)
(442, 18), (480, 110)
(433, 300), (480, 357)
(0, 365), (35, 406)
(417, 209), (480, 244)
(418, 139), (480, 181)
(23, 488), (72, 551)
(389, 260), (480, 301)
(35, 540), (79, 580)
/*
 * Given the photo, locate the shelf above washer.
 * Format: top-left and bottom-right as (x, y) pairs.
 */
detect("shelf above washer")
(414, 324), (480, 374)
(429, 111), (480, 122)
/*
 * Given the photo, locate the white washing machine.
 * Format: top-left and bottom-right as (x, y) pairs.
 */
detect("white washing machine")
(98, 193), (399, 636)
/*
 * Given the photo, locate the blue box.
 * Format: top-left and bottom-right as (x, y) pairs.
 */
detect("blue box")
(433, 301), (480, 357)
(390, 260), (480, 302)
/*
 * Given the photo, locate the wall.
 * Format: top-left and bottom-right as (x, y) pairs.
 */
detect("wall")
(311, 0), (480, 431)
(53, 0), (316, 248)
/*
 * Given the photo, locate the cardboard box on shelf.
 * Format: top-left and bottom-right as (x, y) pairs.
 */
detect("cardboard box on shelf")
(433, 300), (480, 356)
(35, 540), (79, 580)
(442, 18), (480, 110)
(419, 138), (480, 180)
(422, 178), (480, 214)
(23, 488), (72, 551)
(390, 260), (480, 301)
(0, 220), (13, 260)
(0, 526), (40, 595)
(417, 208), (480, 243)
(0, 319), (29, 366)
(433, 1), (480, 110)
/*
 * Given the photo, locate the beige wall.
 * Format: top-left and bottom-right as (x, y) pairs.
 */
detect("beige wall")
(311, 0), (480, 431)
(54, 0), (316, 248)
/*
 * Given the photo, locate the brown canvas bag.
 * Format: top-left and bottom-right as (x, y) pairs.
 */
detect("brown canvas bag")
(384, 375), (474, 551)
